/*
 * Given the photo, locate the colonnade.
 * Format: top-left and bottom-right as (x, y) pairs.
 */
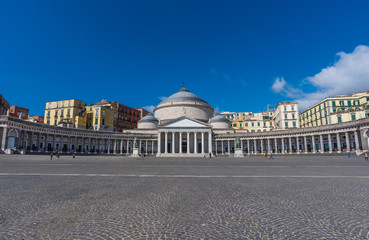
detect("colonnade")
(157, 131), (212, 155)
(214, 130), (362, 155)
(2, 129), (158, 155)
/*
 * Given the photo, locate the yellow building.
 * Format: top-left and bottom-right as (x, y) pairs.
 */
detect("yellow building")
(44, 99), (87, 128)
(299, 92), (369, 128)
(221, 110), (274, 132)
(85, 100), (117, 131)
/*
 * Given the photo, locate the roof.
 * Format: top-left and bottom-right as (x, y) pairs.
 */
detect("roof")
(210, 115), (231, 123)
(159, 87), (209, 105)
(138, 115), (159, 123)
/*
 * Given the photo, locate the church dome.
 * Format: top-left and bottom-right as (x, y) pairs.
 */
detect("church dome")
(137, 115), (159, 129)
(210, 115), (231, 129)
(154, 86), (214, 123)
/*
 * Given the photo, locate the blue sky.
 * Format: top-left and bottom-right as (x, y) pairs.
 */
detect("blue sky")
(1, 0), (369, 115)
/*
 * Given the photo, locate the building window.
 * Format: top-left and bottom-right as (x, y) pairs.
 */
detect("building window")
(47, 120), (50, 124)
(339, 100), (344, 106)
(54, 120), (57, 125)
(251, 130), (255, 133)
(285, 122), (288, 127)
(67, 109), (71, 116)
(102, 118), (105, 125)
(351, 114), (356, 121)
(348, 100), (351, 106)
(257, 122), (260, 126)
(56, 102), (58, 108)
(270, 122), (272, 126)
(62, 101), (64, 107)
(257, 129), (261, 132)
(285, 114), (288, 119)
(252, 123), (254, 127)
(292, 114), (295, 119)
(284, 106), (287, 111)
(292, 106), (294, 111)
(60, 110), (64, 117)
(338, 115), (342, 123)
(332, 101), (336, 106)
(68, 101), (71, 107)
(245, 122), (248, 127)
(95, 109), (99, 116)
(233, 123), (237, 127)
(55, 110), (58, 117)
(48, 103), (51, 109)
(95, 118), (98, 124)
(293, 122), (296, 127)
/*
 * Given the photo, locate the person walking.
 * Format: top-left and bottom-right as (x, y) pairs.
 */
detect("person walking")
(73, 152), (76, 159)
(348, 151), (351, 158)
(57, 152), (60, 160)
(270, 152), (273, 160)
(50, 152), (53, 160)
(365, 153), (368, 161)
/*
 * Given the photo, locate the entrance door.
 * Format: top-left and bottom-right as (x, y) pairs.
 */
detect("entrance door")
(7, 137), (15, 149)
(182, 142), (187, 153)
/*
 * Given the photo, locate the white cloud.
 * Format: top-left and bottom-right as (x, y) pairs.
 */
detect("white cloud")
(158, 96), (167, 101)
(143, 105), (155, 113)
(272, 45), (369, 110)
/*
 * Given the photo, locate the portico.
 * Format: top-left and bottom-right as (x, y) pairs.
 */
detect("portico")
(156, 117), (212, 157)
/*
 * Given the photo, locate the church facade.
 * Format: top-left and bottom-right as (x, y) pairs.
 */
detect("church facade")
(1, 87), (369, 156)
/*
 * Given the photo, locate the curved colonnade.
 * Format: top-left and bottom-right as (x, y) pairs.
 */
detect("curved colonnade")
(1, 115), (369, 156)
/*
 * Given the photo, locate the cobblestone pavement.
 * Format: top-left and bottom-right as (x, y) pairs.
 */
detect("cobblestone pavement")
(1, 154), (369, 239)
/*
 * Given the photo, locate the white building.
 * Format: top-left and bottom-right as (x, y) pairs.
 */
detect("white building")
(273, 102), (299, 130)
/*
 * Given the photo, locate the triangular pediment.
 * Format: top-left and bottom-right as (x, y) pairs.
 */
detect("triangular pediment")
(162, 117), (210, 128)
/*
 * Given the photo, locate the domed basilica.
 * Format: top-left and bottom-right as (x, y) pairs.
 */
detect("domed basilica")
(137, 86), (231, 156)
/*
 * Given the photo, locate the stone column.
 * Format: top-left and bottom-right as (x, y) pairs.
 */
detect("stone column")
(165, 132), (168, 154)
(179, 132), (182, 154)
(328, 134), (332, 153)
(120, 140), (123, 154)
(1, 127), (7, 151)
(201, 132), (205, 154)
(95, 139), (98, 154)
(194, 132), (197, 154)
(30, 131), (34, 152)
(114, 140), (117, 154)
(53, 134), (56, 152)
(74, 136), (77, 153)
(126, 140), (130, 154)
(107, 140), (111, 154)
(187, 132), (190, 154)
(289, 137), (292, 154)
(208, 132), (212, 154)
(312, 136), (316, 153)
(59, 135), (63, 152)
(66, 136), (70, 153)
(296, 137), (300, 154)
(304, 136), (308, 153)
(354, 131), (360, 151)
(274, 138), (278, 154)
(319, 135), (324, 153)
(267, 139), (270, 153)
(247, 140), (250, 155)
(145, 140), (148, 154)
(158, 133), (161, 154)
(44, 134), (49, 152)
(281, 138), (285, 154)
(88, 138), (91, 153)
(336, 133), (341, 153)
(172, 132), (175, 154)
(241, 139), (243, 152)
(37, 132), (41, 152)
(254, 139), (257, 154)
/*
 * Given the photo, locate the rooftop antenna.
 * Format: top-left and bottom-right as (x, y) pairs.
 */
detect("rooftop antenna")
(182, 81), (185, 88)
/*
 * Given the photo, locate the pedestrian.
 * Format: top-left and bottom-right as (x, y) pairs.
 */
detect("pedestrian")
(270, 152), (273, 160)
(73, 152), (76, 158)
(348, 151), (351, 158)
(50, 152), (53, 160)
(57, 152), (60, 160)
(365, 153), (368, 161)
(264, 152), (267, 158)
(209, 152), (212, 158)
